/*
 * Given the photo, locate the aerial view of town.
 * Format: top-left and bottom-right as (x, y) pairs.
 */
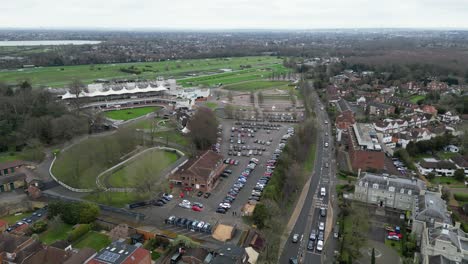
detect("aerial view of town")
(0, 1), (467, 264)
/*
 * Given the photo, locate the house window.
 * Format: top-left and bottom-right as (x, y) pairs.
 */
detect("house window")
(365, 182), (368, 187)
(408, 190), (412, 195)
(389, 186), (395, 192)
(372, 183), (379, 189)
(359, 181), (363, 187)
(400, 188), (404, 194)
(181, 177), (185, 180)
(3, 169), (8, 175)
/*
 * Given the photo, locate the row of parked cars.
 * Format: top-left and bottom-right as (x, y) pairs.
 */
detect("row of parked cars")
(216, 158), (260, 214)
(7, 207), (48, 232)
(234, 122), (282, 130)
(178, 199), (204, 212)
(165, 215), (213, 234)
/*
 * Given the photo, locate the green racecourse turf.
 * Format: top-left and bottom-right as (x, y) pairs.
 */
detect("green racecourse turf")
(107, 149), (179, 188)
(223, 80), (291, 91)
(0, 56), (283, 88)
(104, 106), (161, 121)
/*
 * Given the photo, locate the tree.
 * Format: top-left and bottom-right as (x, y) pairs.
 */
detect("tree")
(68, 79), (88, 113)
(30, 220), (47, 234)
(187, 107), (218, 150)
(250, 91), (255, 104)
(224, 104), (234, 119)
(252, 203), (269, 229)
(455, 169), (465, 182)
(170, 235), (200, 249)
(227, 91), (233, 102)
(79, 202), (100, 224)
(258, 91), (264, 105)
(371, 248), (375, 264)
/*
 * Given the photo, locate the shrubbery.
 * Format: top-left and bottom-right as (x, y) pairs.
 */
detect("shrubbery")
(68, 224), (91, 242)
(29, 220), (48, 234)
(48, 201), (100, 225)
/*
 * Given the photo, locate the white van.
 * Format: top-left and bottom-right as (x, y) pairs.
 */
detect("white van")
(320, 187), (326, 197)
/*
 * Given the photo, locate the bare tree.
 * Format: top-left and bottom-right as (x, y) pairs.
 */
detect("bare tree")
(258, 91), (264, 105)
(224, 104), (234, 119)
(187, 107), (218, 150)
(69, 79), (88, 113)
(250, 91), (255, 104)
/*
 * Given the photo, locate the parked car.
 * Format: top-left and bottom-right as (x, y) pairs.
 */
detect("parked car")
(318, 222), (325, 231)
(292, 233), (300, 243)
(320, 208), (327, 217)
(317, 240), (324, 252)
(216, 208), (227, 214)
(204, 192), (211, 198)
(197, 191), (203, 197)
(307, 240), (315, 250)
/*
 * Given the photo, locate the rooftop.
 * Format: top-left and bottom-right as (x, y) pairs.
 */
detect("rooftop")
(352, 123), (380, 150)
(89, 240), (139, 264)
(358, 172), (425, 192)
(179, 150), (224, 179)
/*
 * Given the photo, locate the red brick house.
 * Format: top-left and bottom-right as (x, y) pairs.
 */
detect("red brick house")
(335, 110), (356, 130)
(170, 150), (226, 192)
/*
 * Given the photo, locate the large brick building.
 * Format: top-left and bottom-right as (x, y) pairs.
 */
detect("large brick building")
(0, 161), (27, 193)
(170, 150), (226, 192)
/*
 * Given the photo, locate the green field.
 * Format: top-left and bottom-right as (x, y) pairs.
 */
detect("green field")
(73, 231), (111, 251)
(223, 80), (290, 91)
(0, 56), (282, 88)
(204, 102), (218, 109)
(52, 128), (141, 189)
(178, 63), (288, 87)
(0, 212), (33, 224)
(154, 131), (190, 147)
(39, 222), (74, 244)
(0, 153), (20, 163)
(409, 95), (426, 103)
(107, 149), (179, 188)
(104, 106), (162, 121)
(84, 192), (150, 208)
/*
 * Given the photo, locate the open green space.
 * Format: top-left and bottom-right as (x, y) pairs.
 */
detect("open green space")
(0, 56), (282, 88)
(204, 102), (218, 109)
(73, 231), (111, 251)
(154, 131), (190, 147)
(84, 192), (150, 208)
(385, 238), (402, 255)
(52, 128), (141, 189)
(409, 95), (426, 103)
(39, 222), (74, 244)
(178, 63), (288, 87)
(430, 176), (463, 186)
(223, 80), (290, 91)
(107, 149), (179, 188)
(104, 106), (161, 121)
(0, 212), (33, 225)
(0, 153), (20, 163)
(437, 152), (459, 160)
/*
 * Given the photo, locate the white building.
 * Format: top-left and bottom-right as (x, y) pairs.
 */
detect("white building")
(417, 158), (457, 177)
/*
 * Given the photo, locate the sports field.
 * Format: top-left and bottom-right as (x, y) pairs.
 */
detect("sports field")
(0, 56), (282, 88)
(223, 80), (290, 91)
(107, 149), (179, 188)
(104, 106), (162, 121)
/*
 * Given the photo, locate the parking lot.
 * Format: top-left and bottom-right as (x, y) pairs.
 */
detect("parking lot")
(136, 119), (294, 232)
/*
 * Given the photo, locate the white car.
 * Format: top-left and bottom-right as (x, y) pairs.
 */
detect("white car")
(292, 233), (300, 243)
(219, 203), (231, 209)
(317, 240), (324, 251)
(179, 203), (191, 209)
(318, 222), (325, 231)
(325, 142), (329, 147)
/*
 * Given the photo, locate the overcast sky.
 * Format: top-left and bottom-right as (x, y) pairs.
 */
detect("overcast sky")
(2, 0), (468, 29)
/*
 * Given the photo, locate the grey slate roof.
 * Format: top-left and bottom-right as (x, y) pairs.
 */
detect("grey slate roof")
(414, 192), (451, 225)
(359, 172), (425, 193)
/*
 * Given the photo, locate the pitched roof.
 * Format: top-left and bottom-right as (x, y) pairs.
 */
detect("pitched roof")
(0, 160), (26, 171)
(181, 150), (223, 179)
(0, 172), (26, 185)
(451, 155), (468, 168)
(359, 172), (425, 192)
(64, 248), (97, 264)
(420, 160), (457, 170)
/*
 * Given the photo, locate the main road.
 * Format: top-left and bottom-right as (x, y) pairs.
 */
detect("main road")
(279, 94), (337, 264)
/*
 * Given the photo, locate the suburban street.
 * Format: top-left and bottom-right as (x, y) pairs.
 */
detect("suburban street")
(279, 94), (337, 264)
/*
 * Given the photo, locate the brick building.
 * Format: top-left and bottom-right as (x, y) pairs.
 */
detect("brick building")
(0, 161), (27, 193)
(170, 150), (226, 192)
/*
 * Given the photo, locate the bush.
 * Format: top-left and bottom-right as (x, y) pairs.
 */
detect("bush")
(30, 220), (48, 234)
(454, 193), (468, 202)
(68, 224), (91, 242)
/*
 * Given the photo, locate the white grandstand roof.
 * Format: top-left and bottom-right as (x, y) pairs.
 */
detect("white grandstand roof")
(61, 84), (168, 99)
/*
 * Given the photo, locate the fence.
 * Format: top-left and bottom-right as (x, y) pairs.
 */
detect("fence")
(49, 155), (94, 193)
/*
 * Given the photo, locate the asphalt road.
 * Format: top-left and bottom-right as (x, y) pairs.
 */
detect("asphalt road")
(279, 97), (336, 264)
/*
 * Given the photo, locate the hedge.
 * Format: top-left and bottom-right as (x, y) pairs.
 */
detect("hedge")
(454, 193), (468, 202)
(68, 224), (91, 242)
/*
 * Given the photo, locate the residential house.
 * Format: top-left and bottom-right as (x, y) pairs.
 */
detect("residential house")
(326, 85), (340, 103)
(180, 248), (210, 264)
(439, 111), (460, 124)
(412, 191), (452, 239)
(420, 223), (468, 263)
(169, 150), (226, 192)
(346, 123), (385, 172)
(417, 158), (457, 177)
(0, 233), (43, 263)
(384, 96), (417, 110)
(335, 110), (356, 130)
(87, 239), (151, 264)
(368, 102), (395, 117)
(451, 155), (468, 176)
(353, 172), (425, 210)
(0, 161), (28, 193)
(426, 80), (449, 91)
(0, 220), (7, 233)
(211, 245), (257, 264)
(419, 105), (438, 116)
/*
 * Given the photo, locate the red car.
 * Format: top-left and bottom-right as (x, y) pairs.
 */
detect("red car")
(192, 205), (203, 212)
(264, 172), (273, 177)
(229, 159), (235, 165)
(388, 232), (402, 239)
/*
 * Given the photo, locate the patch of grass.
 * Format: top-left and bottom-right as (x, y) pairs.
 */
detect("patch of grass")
(263, 95), (291, 101)
(385, 238), (402, 255)
(0, 212), (33, 225)
(223, 80), (290, 91)
(104, 106), (161, 121)
(204, 102), (218, 109)
(151, 251), (161, 260)
(430, 176), (463, 186)
(73, 231), (111, 251)
(0, 153), (19, 162)
(409, 95), (426, 104)
(84, 192), (150, 208)
(437, 152), (459, 160)
(0, 56), (282, 88)
(304, 142), (317, 173)
(107, 149), (179, 188)
(154, 131), (190, 147)
(39, 222), (74, 244)
(454, 193), (468, 202)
